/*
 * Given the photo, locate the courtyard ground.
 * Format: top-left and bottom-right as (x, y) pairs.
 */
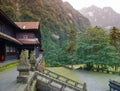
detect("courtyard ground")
(48, 67), (120, 91)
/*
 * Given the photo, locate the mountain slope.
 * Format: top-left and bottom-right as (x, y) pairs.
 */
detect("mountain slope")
(0, 0), (90, 63)
(0, 0), (90, 32)
(80, 5), (120, 28)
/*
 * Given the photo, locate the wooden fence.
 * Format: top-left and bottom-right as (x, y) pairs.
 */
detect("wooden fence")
(109, 80), (120, 91)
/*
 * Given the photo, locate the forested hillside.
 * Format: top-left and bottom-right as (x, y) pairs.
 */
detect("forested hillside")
(0, 0), (90, 65)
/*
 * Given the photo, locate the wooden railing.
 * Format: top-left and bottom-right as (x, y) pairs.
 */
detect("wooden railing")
(109, 80), (120, 91)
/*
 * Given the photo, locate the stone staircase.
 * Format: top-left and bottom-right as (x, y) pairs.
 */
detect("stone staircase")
(36, 66), (87, 91)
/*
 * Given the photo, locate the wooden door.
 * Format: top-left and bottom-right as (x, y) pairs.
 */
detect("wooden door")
(0, 42), (5, 62)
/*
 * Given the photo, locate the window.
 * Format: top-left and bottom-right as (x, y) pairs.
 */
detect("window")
(6, 46), (16, 53)
(6, 46), (9, 52)
(10, 47), (12, 52)
(13, 47), (16, 52)
(23, 35), (28, 39)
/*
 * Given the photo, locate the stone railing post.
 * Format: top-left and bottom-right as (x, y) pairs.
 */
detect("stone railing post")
(17, 64), (30, 83)
(17, 50), (30, 84)
(36, 53), (42, 71)
(30, 59), (36, 71)
(30, 51), (36, 71)
(60, 85), (66, 91)
(83, 82), (87, 91)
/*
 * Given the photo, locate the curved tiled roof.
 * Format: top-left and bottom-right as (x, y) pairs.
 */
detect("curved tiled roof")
(14, 22), (40, 30)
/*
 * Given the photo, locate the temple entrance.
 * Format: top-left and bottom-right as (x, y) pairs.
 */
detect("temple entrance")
(0, 41), (5, 62)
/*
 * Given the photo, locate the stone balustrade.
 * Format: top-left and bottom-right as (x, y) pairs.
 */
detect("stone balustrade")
(17, 55), (87, 91)
(39, 66), (87, 91)
(36, 71), (83, 91)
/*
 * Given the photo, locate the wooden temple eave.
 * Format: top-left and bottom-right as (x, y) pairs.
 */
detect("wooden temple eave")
(17, 38), (40, 45)
(14, 22), (40, 30)
(0, 32), (22, 45)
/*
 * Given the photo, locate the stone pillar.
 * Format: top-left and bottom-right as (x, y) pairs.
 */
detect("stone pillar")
(83, 83), (87, 91)
(30, 59), (36, 71)
(17, 64), (30, 83)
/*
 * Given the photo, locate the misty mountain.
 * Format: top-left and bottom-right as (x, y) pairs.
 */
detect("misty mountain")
(80, 5), (120, 28)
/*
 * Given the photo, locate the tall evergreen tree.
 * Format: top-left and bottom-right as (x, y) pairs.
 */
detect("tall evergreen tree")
(76, 27), (120, 70)
(66, 30), (77, 67)
(109, 27), (120, 71)
(110, 27), (120, 52)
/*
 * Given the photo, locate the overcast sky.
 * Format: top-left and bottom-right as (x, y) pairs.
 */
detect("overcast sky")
(63, 0), (120, 13)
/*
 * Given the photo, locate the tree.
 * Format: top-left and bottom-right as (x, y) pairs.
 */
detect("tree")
(110, 27), (120, 52)
(66, 29), (77, 54)
(109, 27), (120, 71)
(76, 27), (119, 70)
(66, 29), (77, 68)
(41, 28), (69, 66)
(0, 6), (19, 21)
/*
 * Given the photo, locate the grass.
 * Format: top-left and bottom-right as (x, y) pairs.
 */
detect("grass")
(47, 66), (120, 91)
(0, 60), (20, 72)
(47, 67), (82, 83)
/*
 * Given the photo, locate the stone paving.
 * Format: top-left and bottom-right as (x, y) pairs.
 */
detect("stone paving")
(74, 70), (120, 91)
(0, 66), (120, 91)
(0, 60), (18, 66)
(0, 67), (21, 91)
(48, 67), (120, 91)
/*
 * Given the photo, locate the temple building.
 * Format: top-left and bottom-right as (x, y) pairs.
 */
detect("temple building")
(0, 9), (41, 62)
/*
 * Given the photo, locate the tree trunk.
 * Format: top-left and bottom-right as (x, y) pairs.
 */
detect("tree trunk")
(97, 65), (100, 72)
(115, 65), (117, 72)
(71, 64), (74, 69)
